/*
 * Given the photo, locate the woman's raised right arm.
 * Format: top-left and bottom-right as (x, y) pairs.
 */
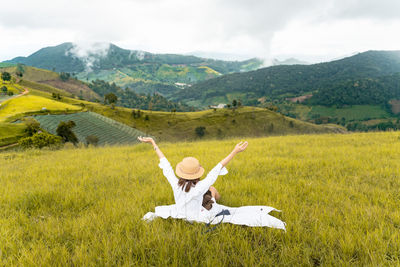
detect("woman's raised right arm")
(197, 141), (248, 193)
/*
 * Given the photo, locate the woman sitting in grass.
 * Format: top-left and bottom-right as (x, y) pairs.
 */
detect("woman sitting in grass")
(138, 136), (285, 230)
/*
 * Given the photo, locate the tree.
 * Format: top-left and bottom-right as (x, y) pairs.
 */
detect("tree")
(195, 126), (206, 137)
(86, 135), (99, 146)
(18, 132), (62, 149)
(268, 123), (274, 133)
(24, 118), (41, 136)
(104, 92), (118, 104)
(16, 64), (24, 77)
(132, 109), (142, 118)
(1, 72), (11, 82)
(59, 72), (70, 81)
(56, 120), (78, 145)
(232, 99), (237, 107)
(1, 86), (7, 94)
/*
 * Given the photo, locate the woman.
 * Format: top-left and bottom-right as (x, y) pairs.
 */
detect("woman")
(138, 136), (285, 230)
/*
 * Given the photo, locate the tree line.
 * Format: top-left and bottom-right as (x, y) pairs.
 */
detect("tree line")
(88, 79), (192, 112)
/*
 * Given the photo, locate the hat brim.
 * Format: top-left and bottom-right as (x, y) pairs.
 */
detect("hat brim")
(175, 162), (204, 180)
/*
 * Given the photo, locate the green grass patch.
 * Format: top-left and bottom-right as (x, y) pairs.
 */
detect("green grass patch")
(0, 133), (399, 265)
(0, 123), (27, 146)
(0, 62), (16, 68)
(0, 95), (81, 122)
(279, 103), (392, 122)
(19, 80), (74, 98)
(79, 105), (341, 142)
(309, 105), (391, 121)
(2, 66), (59, 82)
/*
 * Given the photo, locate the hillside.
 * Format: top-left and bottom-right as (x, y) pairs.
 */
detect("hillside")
(1, 65), (191, 112)
(172, 50), (400, 107)
(1, 65), (101, 101)
(1, 132), (399, 265)
(5, 42), (264, 95)
(0, 123), (27, 146)
(34, 112), (146, 146)
(0, 94), (82, 123)
(76, 105), (344, 142)
(0, 69), (343, 147)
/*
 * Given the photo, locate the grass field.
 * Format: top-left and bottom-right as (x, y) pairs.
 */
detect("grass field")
(1, 66), (59, 82)
(279, 103), (392, 122)
(0, 79), (23, 102)
(0, 76), (342, 147)
(0, 63), (15, 68)
(309, 105), (391, 121)
(3, 66), (101, 101)
(0, 132), (399, 265)
(0, 95), (81, 122)
(0, 123), (27, 147)
(80, 105), (343, 142)
(28, 86), (341, 142)
(23, 85), (343, 141)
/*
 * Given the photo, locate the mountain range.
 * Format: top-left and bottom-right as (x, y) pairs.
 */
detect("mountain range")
(171, 50), (400, 108)
(4, 44), (400, 131)
(5, 42), (263, 96)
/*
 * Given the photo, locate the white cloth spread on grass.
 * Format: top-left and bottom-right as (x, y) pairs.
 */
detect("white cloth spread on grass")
(142, 157), (286, 230)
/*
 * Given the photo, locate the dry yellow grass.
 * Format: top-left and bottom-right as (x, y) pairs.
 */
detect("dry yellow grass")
(0, 132), (399, 265)
(0, 95), (81, 122)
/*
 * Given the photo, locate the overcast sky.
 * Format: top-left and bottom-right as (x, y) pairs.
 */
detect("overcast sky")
(0, 0), (400, 63)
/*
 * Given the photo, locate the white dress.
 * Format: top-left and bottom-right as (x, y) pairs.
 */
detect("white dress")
(143, 157), (286, 230)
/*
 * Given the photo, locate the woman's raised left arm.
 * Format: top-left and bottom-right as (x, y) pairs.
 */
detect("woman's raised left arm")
(138, 136), (165, 159)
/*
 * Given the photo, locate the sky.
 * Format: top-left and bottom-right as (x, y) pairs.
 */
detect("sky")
(0, 0), (400, 63)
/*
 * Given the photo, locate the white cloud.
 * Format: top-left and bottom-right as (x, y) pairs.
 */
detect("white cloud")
(271, 18), (400, 63)
(0, 0), (399, 62)
(67, 42), (110, 71)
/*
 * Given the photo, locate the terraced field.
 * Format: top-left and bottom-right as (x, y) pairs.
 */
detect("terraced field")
(34, 112), (146, 145)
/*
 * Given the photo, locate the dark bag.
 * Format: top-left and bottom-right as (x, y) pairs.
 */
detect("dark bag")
(203, 209), (231, 233)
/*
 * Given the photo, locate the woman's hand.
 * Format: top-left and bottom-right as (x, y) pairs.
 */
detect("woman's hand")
(233, 141), (248, 153)
(220, 141), (248, 167)
(138, 136), (165, 159)
(138, 136), (155, 145)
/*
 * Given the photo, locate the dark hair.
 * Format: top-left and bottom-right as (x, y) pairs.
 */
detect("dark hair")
(202, 190), (214, 210)
(178, 178), (214, 210)
(178, 178), (200, 192)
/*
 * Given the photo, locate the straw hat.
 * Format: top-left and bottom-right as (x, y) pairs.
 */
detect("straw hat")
(176, 157), (204, 180)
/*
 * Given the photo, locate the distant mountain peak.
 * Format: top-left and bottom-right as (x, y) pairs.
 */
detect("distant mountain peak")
(272, 58), (309, 66)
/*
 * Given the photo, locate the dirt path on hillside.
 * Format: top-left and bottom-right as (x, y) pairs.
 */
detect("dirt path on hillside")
(0, 142), (19, 150)
(0, 87), (29, 105)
